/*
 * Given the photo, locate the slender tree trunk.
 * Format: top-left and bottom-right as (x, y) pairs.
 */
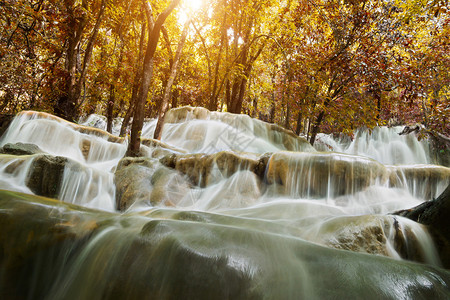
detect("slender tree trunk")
(295, 111), (302, 135)
(228, 45), (264, 114)
(285, 103), (291, 130)
(75, 0), (106, 102)
(55, 0), (88, 121)
(127, 0), (181, 157)
(191, 22), (212, 104)
(106, 22), (127, 134)
(154, 18), (190, 140)
(225, 79), (231, 109)
(309, 110), (325, 146)
(106, 84), (115, 133)
(120, 18), (146, 137)
(208, 13), (227, 111)
(171, 87), (179, 108)
(56, 0), (105, 121)
(120, 102), (134, 137)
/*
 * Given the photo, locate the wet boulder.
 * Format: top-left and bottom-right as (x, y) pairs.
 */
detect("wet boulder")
(266, 152), (387, 198)
(320, 215), (435, 264)
(2, 191), (450, 299)
(159, 151), (264, 187)
(114, 157), (158, 211)
(26, 154), (76, 199)
(388, 165), (450, 200)
(0, 142), (43, 156)
(165, 106), (210, 123)
(428, 131), (450, 167)
(115, 157), (192, 210)
(0, 191), (102, 299)
(163, 106), (314, 153)
(149, 167), (191, 207)
(395, 184), (450, 268)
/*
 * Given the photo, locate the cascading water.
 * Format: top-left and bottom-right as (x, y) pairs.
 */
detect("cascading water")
(1, 107), (450, 299)
(315, 126), (431, 165)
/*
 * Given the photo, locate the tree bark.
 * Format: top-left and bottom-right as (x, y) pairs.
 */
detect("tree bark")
(295, 111), (303, 135)
(153, 18), (190, 140)
(106, 84), (115, 133)
(207, 13), (227, 111)
(55, 0), (105, 122)
(55, 0), (88, 121)
(309, 110), (325, 146)
(228, 45), (264, 114)
(127, 0), (181, 157)
(120, 18), (146, 137)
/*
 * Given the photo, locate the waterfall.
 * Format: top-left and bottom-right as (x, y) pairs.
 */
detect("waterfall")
(1, 107), (450, 298)
(315, 126), (431, 165)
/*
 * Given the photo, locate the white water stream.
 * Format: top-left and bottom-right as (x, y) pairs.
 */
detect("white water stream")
(0, 108), (449, 298)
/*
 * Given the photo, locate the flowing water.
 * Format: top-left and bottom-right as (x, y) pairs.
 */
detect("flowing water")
(0, 107), (449, 299)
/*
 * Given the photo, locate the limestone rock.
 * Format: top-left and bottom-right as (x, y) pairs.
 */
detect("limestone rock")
(149, 167), (191, 207)
(0, 142), (43, 156)
(160, 151), (263, 187)
(141, 138), (186, 156)
(388, 165), (450, 199)
(163, 106), (314, 153)
(1, 191), (450, 299)
(323, 216), (390, 256)
(266, 152), (387, 198)
(395, 184), (450, 268)
(165, 106), (210, 123)
(323, 215), (432, 264)
(26, 154), (74, 199)
(0, 191), (104, 299)
(114, 157), (192, 210)
(114, 157), (157, 211)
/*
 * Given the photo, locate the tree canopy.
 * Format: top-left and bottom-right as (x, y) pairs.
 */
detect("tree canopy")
(1, 0), (449, 143)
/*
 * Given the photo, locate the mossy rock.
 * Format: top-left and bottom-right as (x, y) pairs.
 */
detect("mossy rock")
(26, 154), (76, 199)
(0, 143), (43, 156)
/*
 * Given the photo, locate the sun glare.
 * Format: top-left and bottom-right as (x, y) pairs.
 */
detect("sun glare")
(184, 0), (204, 12)
(178, 0), (205, 24)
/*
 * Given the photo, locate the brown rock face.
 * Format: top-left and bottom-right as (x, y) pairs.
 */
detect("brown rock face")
(26, 154), (74, 199)
(388, 165), (450, 200)
(266, 152), (387, 198)
(0, 143), (43, 156)
(114, 157), (157, 211)
(394, 184), (450, 268)
(159, 151), (264, 187)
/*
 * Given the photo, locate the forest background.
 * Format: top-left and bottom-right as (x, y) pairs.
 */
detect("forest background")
(0, 0), (448, 151)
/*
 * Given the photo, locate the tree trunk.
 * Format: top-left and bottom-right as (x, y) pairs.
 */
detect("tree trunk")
(225, 79), (231, 110)
(55, 0), (88, 121)
(106, 84), (115, 133)
(153, 18), (190, 140)
(75, 0), (106, 103)
(228, 44), (264, 114)
(285, 103), (291, 130)
(127, 0), (181, 157)
(55, 0), (105, 122)
(119, 18), (146, 137)
(171, 87), (179, 108)
(295, 111), (302, 135)
(308, 75), (343, 145)
(208, 13), (227, 111)
(309, 110), (325, 146)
